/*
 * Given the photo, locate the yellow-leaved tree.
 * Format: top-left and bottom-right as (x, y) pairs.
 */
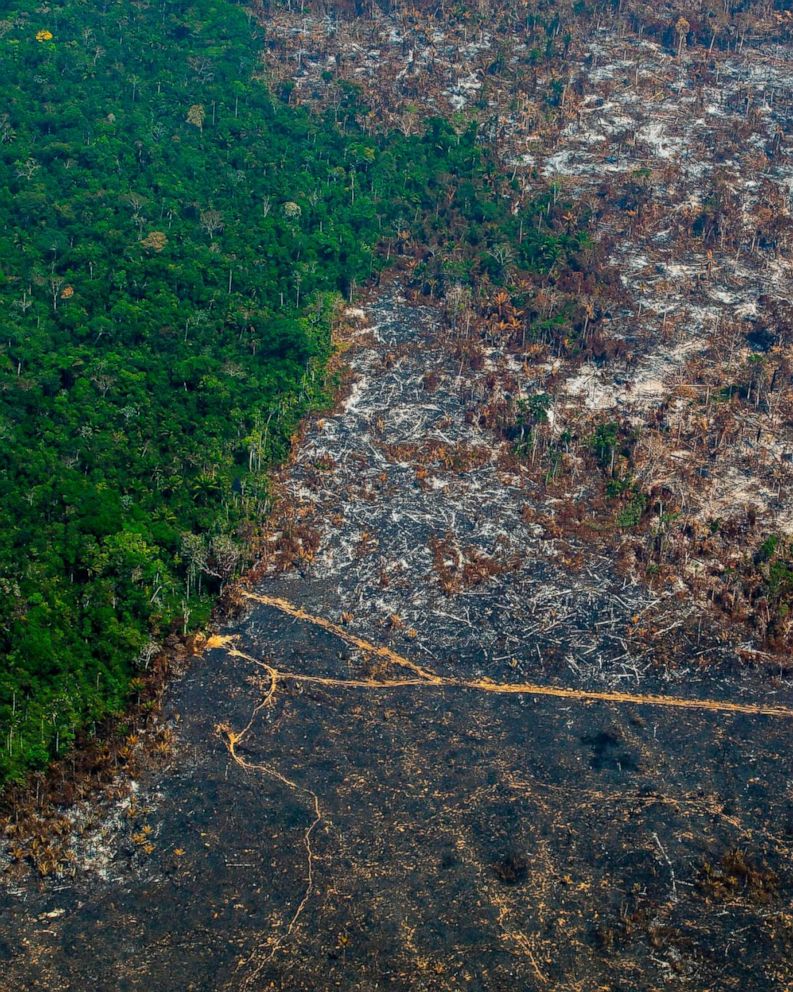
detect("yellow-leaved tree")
(186, 103), (205, 131)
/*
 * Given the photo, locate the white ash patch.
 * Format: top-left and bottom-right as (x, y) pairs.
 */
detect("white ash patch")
(255, 290), (728, 691)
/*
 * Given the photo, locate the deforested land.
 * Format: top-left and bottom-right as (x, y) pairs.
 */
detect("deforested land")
(1, 2), (792, 990)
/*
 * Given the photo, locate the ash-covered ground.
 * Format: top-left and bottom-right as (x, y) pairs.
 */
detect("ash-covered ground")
(262, 4), (793, 651)
(1, 294), (791, 992)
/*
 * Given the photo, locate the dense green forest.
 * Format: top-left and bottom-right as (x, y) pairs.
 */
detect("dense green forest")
(0, 0), (586, 785)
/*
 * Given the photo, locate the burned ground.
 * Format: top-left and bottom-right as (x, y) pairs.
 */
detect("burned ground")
(0, 295), (791, 992)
